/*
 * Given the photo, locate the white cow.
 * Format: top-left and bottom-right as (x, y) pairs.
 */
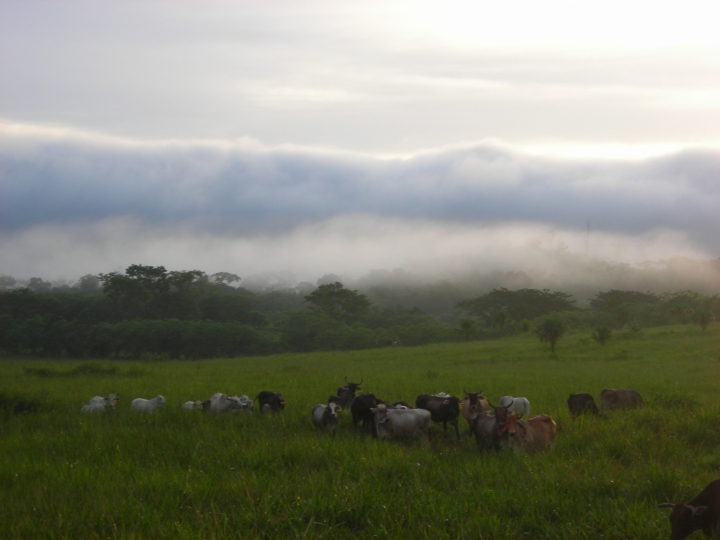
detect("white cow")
(498, 395), (531, 419)
(131, 395), (166, 412)
(372, 405), (432, 441)
(81, 402), (108, 413)
(312, 402), (342, 435)
(204, 393), (245, 414)
(228, 395), (253, 415)
(81, 393), (120, 412)
(182, 400), (203, 410)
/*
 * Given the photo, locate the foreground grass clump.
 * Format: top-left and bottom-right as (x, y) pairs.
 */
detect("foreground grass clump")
(1, 324), (719, 539)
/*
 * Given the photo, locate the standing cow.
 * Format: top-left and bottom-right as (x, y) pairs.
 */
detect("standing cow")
(461, 390), (489, 433)
(600, 389), (644, 411)
(473, 405), (513, 451)
(351, 393), (382, 432)
(498, 395), (531, 419)
(567, 393), (600, 417)
(371, 405), (432, 442)
(508, 414), (557, 453)
(312, 403), (342, 435)
(131, 395), (166, 412)
(658, 479), (720, 540)
(255, 391), (285, 414)
(415, 394), (461, 440)
(334, 377), (363, 409)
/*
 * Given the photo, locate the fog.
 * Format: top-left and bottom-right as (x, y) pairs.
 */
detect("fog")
(1, 125), (719, 298)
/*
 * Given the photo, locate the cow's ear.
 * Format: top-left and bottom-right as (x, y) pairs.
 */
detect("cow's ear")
(370, 408), (378, 413)
(443, 399), (450, 405)
(695, 506), (707, 516)
(380, 418), (390, 424)
(336, 407), (342, 412)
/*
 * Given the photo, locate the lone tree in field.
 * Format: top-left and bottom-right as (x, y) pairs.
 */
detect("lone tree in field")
(591, 326), (612, 345)
(304, 282), (372, 324)
(533, 316), (567, 353)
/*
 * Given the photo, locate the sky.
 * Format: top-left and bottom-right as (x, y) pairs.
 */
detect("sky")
(1, 0), (719, 287)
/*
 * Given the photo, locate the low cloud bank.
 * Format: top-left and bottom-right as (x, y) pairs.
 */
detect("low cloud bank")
(1, 127), (718, 293)
(1, 216), (718, 300)
(2, 128), (719, 246)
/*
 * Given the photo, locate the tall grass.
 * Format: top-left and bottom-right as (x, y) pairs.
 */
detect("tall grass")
(1, 324), (719, 538)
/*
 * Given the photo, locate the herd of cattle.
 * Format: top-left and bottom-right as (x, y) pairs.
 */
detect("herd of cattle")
(80, 380), (644, 454)
(80, 380), (717, 539)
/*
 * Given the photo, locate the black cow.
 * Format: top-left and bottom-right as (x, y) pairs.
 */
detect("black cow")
(567, 393), (600, 418)
(473, 405), (513, 451)
(659, 479), (720, 539)
(415, 394), (461, 440)
(255, 391), (285, 414)
(335, 377), (363, 409)
(351, 393), (382, 432)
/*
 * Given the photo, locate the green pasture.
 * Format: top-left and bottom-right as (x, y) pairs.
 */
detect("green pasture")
(1, 324), (719, 539)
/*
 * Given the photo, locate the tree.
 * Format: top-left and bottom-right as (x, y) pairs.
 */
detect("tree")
(304, 282), (372, 324)
(457, 318), (477, 340)
(533, 316), (567, 353)
(696, 310), (713, 331)
(591, 326), (612, 345)
(76, 274), (101, 293)
(457, 288), (576, 327)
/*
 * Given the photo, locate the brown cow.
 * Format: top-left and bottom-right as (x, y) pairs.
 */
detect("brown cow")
(658, 479), (720, 540)
(507, 413), (557, 453)
(461, 390), (489, 433)
(600, 389), (644, 411)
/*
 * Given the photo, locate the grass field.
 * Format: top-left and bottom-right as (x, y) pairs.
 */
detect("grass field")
(1, 324), (720, 539)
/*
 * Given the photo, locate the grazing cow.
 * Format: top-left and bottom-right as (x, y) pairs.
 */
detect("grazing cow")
(335, 377), (363, 409)
(415, 394), (461, 440)
(371, 405), (432, 441)
(508, 414), (557, 453)
(498, 395), (531, 419)
(312, 402), (342, 435)
(255, 391), (285, 414)
(600, 389), (644, 411)
(461, 390), (490, 432)
(351, 393), (382, 431)
(131, 395), (166, 412)
(182, 400), (203, 410)
(567, 393), (600, 418)
(473, 405), (513, 451)
(658, 479), (720, 540)
(229, 395), (253, 415)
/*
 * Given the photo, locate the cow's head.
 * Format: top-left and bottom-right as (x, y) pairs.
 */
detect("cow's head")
(658, 503), (707, 540)
(344, 377), (363, 394)
(494, 405), (510, 435)
(464, 390), (483, 412)
(328, 403), (342, 418)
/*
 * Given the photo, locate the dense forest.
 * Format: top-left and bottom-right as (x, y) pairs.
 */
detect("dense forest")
(0, 265), (718, 359)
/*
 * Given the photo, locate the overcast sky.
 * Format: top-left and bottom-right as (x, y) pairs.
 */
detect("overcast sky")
(1, 1), (719, 284)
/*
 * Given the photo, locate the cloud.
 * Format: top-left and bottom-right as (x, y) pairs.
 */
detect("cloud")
(2, 2), (719, 151)
(1, 124), (719, 286)
(1, 125), (719, 249)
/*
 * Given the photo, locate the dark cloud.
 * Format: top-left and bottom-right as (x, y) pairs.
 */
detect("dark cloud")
(1, 132), (719, 258)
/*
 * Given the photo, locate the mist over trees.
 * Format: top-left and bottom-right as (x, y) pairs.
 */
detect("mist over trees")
(0, 262), (718, 359)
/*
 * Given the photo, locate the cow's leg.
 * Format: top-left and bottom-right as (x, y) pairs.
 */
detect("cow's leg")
(452, 421), (460, 440)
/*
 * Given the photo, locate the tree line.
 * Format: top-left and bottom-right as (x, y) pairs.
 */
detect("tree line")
(0, 265), (717, 359)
